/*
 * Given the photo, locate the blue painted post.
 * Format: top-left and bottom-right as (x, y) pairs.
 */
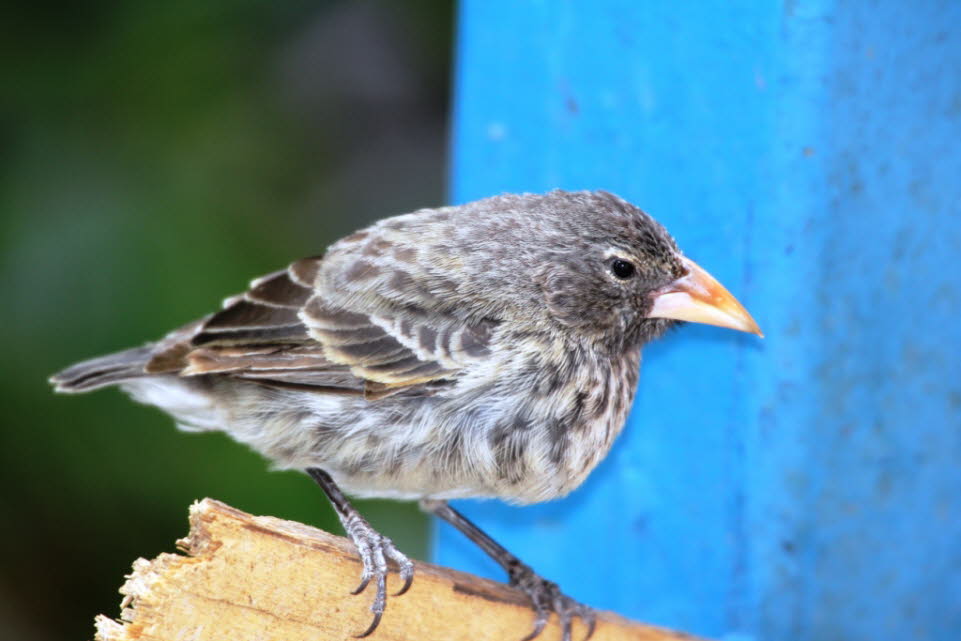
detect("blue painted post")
(437, 2), (961, 640)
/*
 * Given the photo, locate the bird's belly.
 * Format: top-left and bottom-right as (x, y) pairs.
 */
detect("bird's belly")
(245, 392), (634, 505)
(320, 405), (632, 504)
(183, 356), (639, 504)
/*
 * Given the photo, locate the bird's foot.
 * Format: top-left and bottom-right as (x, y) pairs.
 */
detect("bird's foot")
(508, 560), (596, 641)
(341, 514), (414, 637)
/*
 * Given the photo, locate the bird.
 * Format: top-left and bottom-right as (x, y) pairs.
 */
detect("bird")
(50, 189), (761, 641)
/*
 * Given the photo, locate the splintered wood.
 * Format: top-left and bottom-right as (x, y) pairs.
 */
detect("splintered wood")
(95, 499), (699, 641)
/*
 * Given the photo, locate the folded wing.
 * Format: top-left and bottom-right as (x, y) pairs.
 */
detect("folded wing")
(147, 255), (496, 400)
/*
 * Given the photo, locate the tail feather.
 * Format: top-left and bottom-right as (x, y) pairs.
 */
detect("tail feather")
(50, 345), (154, 393)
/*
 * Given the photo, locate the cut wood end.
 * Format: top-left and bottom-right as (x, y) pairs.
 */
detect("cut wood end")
(94, 615), (126, 641)
(94, 498), (704, 641)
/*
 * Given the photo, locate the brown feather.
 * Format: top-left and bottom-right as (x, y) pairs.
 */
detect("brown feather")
(138, 252), (484, 397)
(246, 271), (312, 308)
(288, 255), (323, 287)
(144, 318), (209, 373)
(204, 300), (302, 331)
(192, 325), (309, 347)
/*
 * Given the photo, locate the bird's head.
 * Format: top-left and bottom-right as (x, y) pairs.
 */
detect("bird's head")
(443, 190), (762, 350)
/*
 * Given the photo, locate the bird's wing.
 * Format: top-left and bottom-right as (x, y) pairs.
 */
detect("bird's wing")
(299, 293), (495, 396)
(145, 256), (494, 399)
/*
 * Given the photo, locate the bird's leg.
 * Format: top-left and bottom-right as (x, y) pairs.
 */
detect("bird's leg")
(307, 468), (414, 637)
(420, 499), (596, 641)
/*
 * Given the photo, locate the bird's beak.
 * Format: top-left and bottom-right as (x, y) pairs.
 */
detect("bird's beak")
(648, 256), (763, 337)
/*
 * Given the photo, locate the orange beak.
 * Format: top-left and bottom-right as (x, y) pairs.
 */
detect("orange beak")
(648, 256), (763, 337)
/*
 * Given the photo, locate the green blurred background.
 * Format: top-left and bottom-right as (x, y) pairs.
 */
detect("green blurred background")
(1, 1), (453, 638)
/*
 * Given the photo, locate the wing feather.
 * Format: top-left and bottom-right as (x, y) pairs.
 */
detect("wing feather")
(143, 251), (494, 398)
(299, 295), (494, 387)
(246, 271), (312, 308)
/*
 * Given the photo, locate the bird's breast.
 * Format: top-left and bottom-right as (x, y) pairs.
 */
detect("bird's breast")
(450, 340), (642, 504)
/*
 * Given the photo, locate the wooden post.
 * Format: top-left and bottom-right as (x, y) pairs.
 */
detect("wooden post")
(94, 499), (701, 641)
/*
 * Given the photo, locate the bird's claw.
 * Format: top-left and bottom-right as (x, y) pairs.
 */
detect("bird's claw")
(509, 561), (596, 641)
(342, 517), (414, 637)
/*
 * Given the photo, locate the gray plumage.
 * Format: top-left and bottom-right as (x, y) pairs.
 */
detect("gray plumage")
(51, 189), (759, 641)
(53, 190), (680, 503)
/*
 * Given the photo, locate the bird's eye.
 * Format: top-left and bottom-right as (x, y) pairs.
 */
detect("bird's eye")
(610, 259), (636, 280)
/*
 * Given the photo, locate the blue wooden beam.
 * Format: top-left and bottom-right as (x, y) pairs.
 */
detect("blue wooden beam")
(438, 1), (961, 640)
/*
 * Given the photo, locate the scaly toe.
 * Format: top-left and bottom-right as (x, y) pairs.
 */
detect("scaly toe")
(510, 564), (595, 641)
(554, 594), (596, 641)
(382, 538), (414, 596)
(393, 556), (414, 596)
(344, 527), (414, 637)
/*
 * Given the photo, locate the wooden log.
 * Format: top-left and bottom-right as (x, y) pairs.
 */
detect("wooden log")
(94, 499), (702, 641)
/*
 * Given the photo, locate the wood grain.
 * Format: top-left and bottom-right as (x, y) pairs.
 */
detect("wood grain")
(94, 499), (701, 641)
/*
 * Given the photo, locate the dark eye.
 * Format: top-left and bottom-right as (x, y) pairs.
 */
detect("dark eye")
(610, 259), (636, 279)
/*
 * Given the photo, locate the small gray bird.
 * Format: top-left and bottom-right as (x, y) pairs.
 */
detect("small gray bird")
(51, 190), (761, 641)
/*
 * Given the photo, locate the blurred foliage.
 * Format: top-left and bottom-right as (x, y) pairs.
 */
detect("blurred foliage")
(0, 1), (453, 639)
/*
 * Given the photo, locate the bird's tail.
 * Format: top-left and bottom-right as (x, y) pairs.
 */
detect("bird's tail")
(49, 345), (154, 393)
